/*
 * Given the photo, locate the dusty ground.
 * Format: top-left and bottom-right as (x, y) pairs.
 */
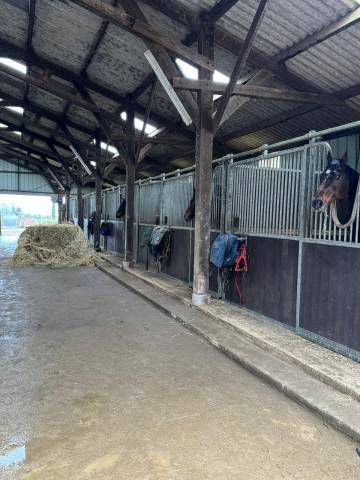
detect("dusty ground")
(0, 259), (359, 479)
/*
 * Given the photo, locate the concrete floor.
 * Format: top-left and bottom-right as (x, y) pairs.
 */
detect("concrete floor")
(0, 261), (359, 480)
(0, 228), (22, 258)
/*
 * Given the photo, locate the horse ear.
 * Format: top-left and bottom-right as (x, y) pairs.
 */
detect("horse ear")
(340, 152), (348, 165)
(327, 151), (333, 163)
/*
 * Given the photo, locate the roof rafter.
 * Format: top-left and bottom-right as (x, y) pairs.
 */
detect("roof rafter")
(0, 63), (128, 127)
(173, 78), (343, 105)
(219, 82), (360, 143)
(0, 130), (70, 163)
(213, 0), (268, 131)
(0, 89), (95, 136)
(277, 6), (360, 63)
(68, 0), (214, 72)
(0, 38), (195, 140)
(143, 0), (360, 126)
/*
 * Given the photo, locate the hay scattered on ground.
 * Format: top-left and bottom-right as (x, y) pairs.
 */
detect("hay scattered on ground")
(12, 224), (98, 267)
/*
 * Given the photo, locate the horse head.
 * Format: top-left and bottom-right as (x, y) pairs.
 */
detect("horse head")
(184, 189), (195, 222)
(312, 152), (351, 211)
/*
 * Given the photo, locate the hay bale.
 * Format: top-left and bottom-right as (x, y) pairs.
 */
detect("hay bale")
(12, 224), (98, 267)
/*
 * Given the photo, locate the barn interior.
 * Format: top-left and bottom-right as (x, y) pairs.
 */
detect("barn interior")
(1, 1), (360, 478)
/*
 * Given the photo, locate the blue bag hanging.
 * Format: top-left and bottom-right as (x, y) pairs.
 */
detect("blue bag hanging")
(210, 233), (239, 268)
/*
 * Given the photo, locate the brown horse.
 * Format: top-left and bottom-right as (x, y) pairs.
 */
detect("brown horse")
(312, 152), (359, 225)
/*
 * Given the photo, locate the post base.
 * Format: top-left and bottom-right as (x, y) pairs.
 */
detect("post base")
(122, 261), (131, 269)
(192, 292), (211, 306)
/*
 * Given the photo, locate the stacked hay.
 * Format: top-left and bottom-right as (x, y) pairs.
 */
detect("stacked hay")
(12, 224), (98, 267)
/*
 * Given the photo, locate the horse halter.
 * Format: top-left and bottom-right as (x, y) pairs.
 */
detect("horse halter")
(320, 160), (342, 187)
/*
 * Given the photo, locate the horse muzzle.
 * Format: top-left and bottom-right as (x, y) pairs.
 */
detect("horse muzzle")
(312, 198), (325, 211)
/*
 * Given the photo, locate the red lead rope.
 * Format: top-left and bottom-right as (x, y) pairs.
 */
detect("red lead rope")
(233, 244), (248, 305)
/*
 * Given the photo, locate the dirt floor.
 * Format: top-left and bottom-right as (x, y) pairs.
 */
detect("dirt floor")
(0, 261), (359, 479)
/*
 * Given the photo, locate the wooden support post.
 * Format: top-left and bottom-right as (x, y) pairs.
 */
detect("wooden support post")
(77, 170), (84, 231)
(124, 107), (136, 266)
(65, 187), (71, 222)
(58, 201), (62, 224)
(94, 138), (103, 251)
(192, 24), (214, 306)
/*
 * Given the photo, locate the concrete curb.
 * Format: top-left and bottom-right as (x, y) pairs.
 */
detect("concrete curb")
(99, 255), (360, 404)
(96, 261), (360, 443)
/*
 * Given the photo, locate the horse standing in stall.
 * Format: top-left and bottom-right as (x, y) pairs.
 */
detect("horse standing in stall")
(312, 152), (360, 235)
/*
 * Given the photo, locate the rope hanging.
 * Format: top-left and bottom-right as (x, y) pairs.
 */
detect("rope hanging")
(330, 178), (360, 229)
(317, 142), (360, 230)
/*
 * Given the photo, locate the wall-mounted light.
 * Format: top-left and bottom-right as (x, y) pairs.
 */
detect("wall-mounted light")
(144, 50), (192, 126)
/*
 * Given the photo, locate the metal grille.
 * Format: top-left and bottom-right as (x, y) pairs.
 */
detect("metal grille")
(104, 190), (117, 220)
(162, 173), (194, 227)
(79, 141), (360, 246)
(306, 143), (360, 244)
(138, 181), (161, 224)
(227, 147), (303, 236)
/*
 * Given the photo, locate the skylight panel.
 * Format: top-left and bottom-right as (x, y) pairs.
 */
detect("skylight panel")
(120, 111), (156, 135)
(0, 123), (8, 128)
(176, 58), (198, 80)
(134, 117), (157, 135)
(100, 142), (118, 155)
(5, 106), (24, 115)
(0, 58), (27, 74)
(213, 70), (230, 83)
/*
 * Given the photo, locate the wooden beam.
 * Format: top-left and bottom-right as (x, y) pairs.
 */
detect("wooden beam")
(173, 78), (345, 105)
(213, 30), (360, 125)
(0, 39), (195, 140)
(219, 82), (360, 143)
(136, 79), (157, 162)
(111, 133), (191, 144)
(145, 0), (360, 126)
(119, 0), (200, 127)
(126, 0), (237, 116)
(0, 131), (69, 161)
(68, 0), (214, 71)
(26, 0), (36, 50)
(213, 0), (268, 131)
(47, 142), (78, 184)
(277, 7), (360, 63)
(0, 89), (95, 137)
(0, 64), (127, 127)
(2, 120), (72, 155)
(0, 106), (100, 151)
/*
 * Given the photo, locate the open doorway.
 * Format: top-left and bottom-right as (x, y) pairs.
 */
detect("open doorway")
(0, 194), (58, 258)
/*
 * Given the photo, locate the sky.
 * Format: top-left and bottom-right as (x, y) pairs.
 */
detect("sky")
(0, 194), (54, 216)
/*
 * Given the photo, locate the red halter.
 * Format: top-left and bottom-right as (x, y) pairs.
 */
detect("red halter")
(234, 243), (248, 273)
